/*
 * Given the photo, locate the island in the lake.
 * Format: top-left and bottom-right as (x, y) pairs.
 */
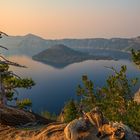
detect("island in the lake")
(32, 44), (112, 68)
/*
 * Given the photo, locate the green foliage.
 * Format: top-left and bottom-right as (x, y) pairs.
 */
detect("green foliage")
(123, 101), (140, 132)
(0, 63), (9, 72)
(129, 49), (140, 131)
(4, 77), (35, 89)
(0, 34), (35, 107)
(63, 99), (78, 123)
(16, 98), (32, 109)
(77, 75), (97, 111)
(76, 66), (140, 132)
(0, 63), (35, 105)
(41, 111), (57, 120)
(131, 49), (140, 66)
(99, 66), (132, 119)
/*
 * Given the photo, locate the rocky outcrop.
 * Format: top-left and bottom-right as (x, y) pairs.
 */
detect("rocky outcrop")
(0, 122), (102, 140)
(64, 118), (89, 140)
(0, 122), (139, 140)
(0, 106), (139, 140)
(0, 106), (52, 126)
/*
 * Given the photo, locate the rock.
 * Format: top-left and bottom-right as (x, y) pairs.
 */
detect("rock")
(64, 117), (88, 140)
(83, 107), (140, 140)
(0, 121), (139, 140)
(0, 123), (99, 140)
(36, 122), (67, 140)
(2, 121), (139, 140)
(0, 106), (52, 126)
(109, 122), (140, 140)
(85, 107), (109, 128)
(0, 106), (139, 140)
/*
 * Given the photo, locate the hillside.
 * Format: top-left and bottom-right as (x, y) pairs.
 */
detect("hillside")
(0, 34), (48, 56)
(32, 44), (112, 68)
(52, 37), (140, 52)
(0, 34), (140, 56)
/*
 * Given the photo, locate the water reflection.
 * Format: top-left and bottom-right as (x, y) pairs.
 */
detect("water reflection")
(7, 55), (140, 114)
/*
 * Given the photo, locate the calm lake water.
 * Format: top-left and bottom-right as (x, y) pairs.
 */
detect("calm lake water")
(7, 55), (140, 114)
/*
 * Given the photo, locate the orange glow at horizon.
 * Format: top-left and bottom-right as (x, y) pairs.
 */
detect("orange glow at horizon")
(0, 0), (140, 39)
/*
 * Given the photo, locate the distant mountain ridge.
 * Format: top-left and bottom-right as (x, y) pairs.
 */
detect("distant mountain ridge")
(0, 33), (140, 56)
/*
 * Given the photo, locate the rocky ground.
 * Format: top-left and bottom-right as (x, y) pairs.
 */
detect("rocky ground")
(0, 123), (104, 140)
(0, 106), (103, 140)
(0, 106), (140, 140)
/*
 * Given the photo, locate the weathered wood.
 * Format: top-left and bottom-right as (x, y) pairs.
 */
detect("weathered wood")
(0, 106), (52, 126)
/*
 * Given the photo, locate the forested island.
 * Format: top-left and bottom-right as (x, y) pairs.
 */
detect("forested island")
(32, 44), (112, 68)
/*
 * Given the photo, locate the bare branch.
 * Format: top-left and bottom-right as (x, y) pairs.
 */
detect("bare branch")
(0, 31), (8, 50)
(0, 45), (8, 50)
(0, 55), (27, 68)
(0, 71), (22, 79)
(9, 71), (21, 79)
(104, 66), (118, 74)
(0, 31), (8, 37)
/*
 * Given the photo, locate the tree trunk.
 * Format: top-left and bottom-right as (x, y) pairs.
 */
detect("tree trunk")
(0, 75), (7, 106)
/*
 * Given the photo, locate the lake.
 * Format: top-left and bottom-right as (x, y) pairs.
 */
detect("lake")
(7, 55), (140, 114)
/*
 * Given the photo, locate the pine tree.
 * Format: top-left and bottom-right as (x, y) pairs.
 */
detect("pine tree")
(0, 32), (35, 108)
(63, 99), (78, 123)
(132, 49), (140, 66)
(76, 65), (140, 131)
(77, 75), (97, 112)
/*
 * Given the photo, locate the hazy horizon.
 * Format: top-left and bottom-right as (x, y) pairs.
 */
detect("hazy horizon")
(7, 33), (140, 40)
(0, 0), (140, 39)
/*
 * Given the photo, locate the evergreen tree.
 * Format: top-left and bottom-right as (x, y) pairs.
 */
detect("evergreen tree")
(0, 32), (35, 108)
(98, 66), (139, 125)
(132, 49), (140, 67)
(63, 99), (78, 123)
(77, 75), (97, 111)
(41, 111), (57, 120)
(76, 66), (140, 132)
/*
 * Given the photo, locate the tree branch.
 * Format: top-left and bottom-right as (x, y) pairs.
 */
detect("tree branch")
(0, 55), (27, 68)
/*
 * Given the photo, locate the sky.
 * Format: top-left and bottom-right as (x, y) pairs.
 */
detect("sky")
(0, 0), (140, 39)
